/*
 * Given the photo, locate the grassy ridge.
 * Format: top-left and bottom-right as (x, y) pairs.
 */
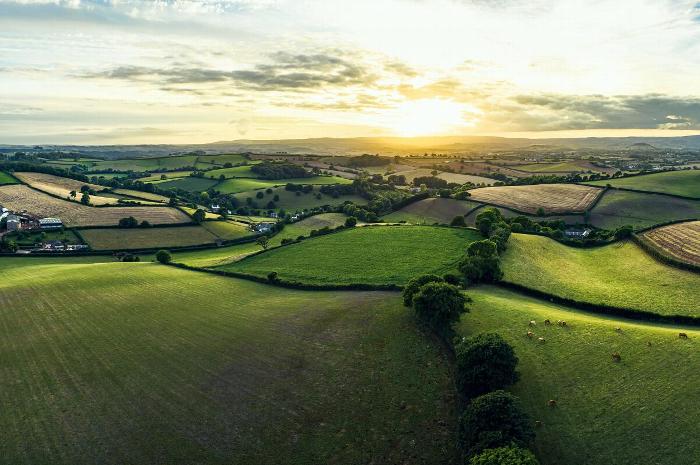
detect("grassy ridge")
(0, 261), (456, 465)
(587, 170), (700, 198)
(223, 225), (482, 285)
(461, 286), (700, 465)
(382, 198), (482, 224)
(501, 234), (700, 317)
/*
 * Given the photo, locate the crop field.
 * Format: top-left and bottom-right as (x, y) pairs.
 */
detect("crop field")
(382, 198), (482, 224)
(80, 226), (218, 250)
(469, 184), (602, 214)
(460, 286), (700, 465)
(155, 176), (219, 192)
(398, 168), (495, 186)
(270, 213), (351, 246)
(640, 221), (700, 266)
(0, 261), (455, 465)
(514, 160), (614, 174)
(502, 234), (700, 317)
(170, 242), (262, 267)
(200, 220), (252, 240)
(0, 171), (18, 185)
(588, 189), (700, 230)
(463, 205), (585, 227)
(90, 154), (244, 172)
(112, 189), (169, 202)
(233, 185), (366, 212)
(216, 175), (352, 194)
(586, 170), (700, 198)
(223, 225), (482, 285)
(0, 185), (190, 227)
(13, 172), (119, 205)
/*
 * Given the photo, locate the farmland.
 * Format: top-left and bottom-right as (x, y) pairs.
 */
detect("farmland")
(170, 242), (262, 267)
(514, 160), (614, 174)
(397, 168), (495, 186)
(155, 176), (219, 192)
(586, 170), (700, 198)
(215, 175), (351, 194)
(0, 261), (455, 465)
(382, 198), (482, 224)
(468, 184), (602, 214)
(112, 189), (169, 202)
(0, 185), (190, 227)
(501, 234), (700, 317)
(460, 286), (700, 465)
(640, 221), (700, 266)
(14, 172), (119, 205)
(232, 185), (366, 213)
(588, 189), (700, 230)
(223, 225), (481, 285)
(80, 226), (218, 250)
(0, 171), (18, 185)
(269, 213), (351, 246)
(200, 220), (252, 240)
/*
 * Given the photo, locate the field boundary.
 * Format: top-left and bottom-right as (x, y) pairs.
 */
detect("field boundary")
(581, 184), (700, 201)
(631, 232), (700, 274)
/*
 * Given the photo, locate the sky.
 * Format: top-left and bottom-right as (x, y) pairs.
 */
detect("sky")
(2, 0), (700, 144)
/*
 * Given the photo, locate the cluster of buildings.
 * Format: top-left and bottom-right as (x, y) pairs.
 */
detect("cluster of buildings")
(1, 204), (83, 252)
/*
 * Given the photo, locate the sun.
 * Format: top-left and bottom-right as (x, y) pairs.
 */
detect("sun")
(388, 98), (473, 137)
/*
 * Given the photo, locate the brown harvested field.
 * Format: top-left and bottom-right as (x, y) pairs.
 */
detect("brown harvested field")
(468, 183), (603, 214)
(112, 189), (170, 202)
(0, 185), (190, 227)
(445, 161), (532, 178)
(80, 226), (217, 250)
(641, 221), (700, 266)
(400, 168), (495, 186)
(13, 172), (118, 206)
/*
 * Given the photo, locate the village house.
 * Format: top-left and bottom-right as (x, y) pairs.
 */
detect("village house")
(564, 228), (591, 238)
(6, 214), (21, 232)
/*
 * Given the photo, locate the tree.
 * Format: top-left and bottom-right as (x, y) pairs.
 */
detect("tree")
(469, 446), (540, 465)
(412, 282), (468, 335)
(402, 274), (444, 306)
(69, 190), (77, 199)
(80, 192), (90, 205)
(256, 191), (264, 199)
(614, 224), (633, 240)
(155, 250), (172, 264)
(200, 192), (210, 202)
(475, 208), (504, 237)
(139, 220), (151, 228)
(459, 390), (534, 456)
(455, 333), (519, 399)
(168, 197), (177, 207)
(459, 240), (503, 284)
(192, 209), (206, 224)
(345, 216), (357, 228)
(450, 215), (467, 227)
(267, 271), (279, 282)
(119, 216), (138, 228)
(536, 207), (545, 216)
(80, 184), (90, 193)
(256, 235), (269, 250)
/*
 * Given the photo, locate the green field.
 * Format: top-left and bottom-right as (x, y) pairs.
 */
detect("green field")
(80, 226), (218, 250)
(270, 213), (350, 246)
(0, 261), (455, 464)
(588, 189), (700, 230)
(200, 220), (252, 240)
(587, 170), (700, 197)
(170, 242), (262, 267)
(216, 176), (351, 194)
(223, 225), (482, 285)
(0, 171), (18, 185)
(206, 165), (259, 179)
(156, 176), (219, 192)
(502, 234), (700, 317)
(461, 286), (700, 465)
(382, 198), (482, 224)
(5, 229), (81, 246)
(233, 185), (366, 212)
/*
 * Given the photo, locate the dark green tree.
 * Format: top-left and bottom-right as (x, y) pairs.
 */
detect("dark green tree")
(450, 215), (467, 227)
(192, 209), (206, 224)
(155, 250), (172, 264)
(455, 333), (519, 399)
(344, 216), (358, 228)
(469, 446), (540, 465)
(412, 282), (468, 335)
(402, 274), (444, 306)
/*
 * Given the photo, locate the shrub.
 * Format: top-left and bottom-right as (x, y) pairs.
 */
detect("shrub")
(450, 215), (467, 227)
(155, 250), (172, 264)
(459, 391), (534, 456)
(455, 333), (519, 399)
(345, 216), (358, 227)
(459, 240), (503, 284)
(267, 271), (279, 282)
(412, 282), (468, 335)
(403, 274), (444, 306)
(469, 445), (540, 465)
(475, 208), (503, 236)
(443, 273), (461, 286)
(118, 216), (138, 228)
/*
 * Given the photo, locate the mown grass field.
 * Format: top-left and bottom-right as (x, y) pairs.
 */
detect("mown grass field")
(0, 171), (18, 185)
(640, 220), (700, 266)
(171, 242), (262, 267)
(588, 189), (700, 230)
(223, 225), (482, 285)
(79, 226), (218, 250)
(461, 286), (700, 465)
(514, 160), (613, 174)
(233, 185), (366, 213)
(216, 175), (351, 194)
(270, 213), (350, 246)
(155, 176), (219, 192)
(502, 234), (700, 317)
(397, 168), (495, 186)
(469, 184), (602, 214)
(587, 170), (700, 198)
(200, 220), (252, 240)
(0, 261), (456, 465)
(382, 198), (482, 224)
(112, 189), (169, 202)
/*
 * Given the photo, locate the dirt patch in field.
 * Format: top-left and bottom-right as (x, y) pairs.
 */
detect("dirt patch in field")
(642, 221), (700, 266)
(469, 183), (603, 214)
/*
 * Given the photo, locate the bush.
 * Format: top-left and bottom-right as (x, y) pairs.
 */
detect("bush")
(475, 208), (503, 236)
(459, 390), (534, 456)
(455, 333), (519, 399)
(155, 250), (172, 264)
(412, 282), (468, 335)
(344, 216), (358, 227)
(469, 445), (540, 465)
(450, 215), (467, 227)
(118, 216), (138, 228)
(267, 271), (279, 282)
(443, 273), (461, 286)
(403, 274), (444, 307)
(459, 240), (503, 284)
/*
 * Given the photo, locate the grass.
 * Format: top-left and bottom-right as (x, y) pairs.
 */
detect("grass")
(0, 171), (19, 185)
(14, 172), (119, 206)
(200, 220), (252, 240)
(223, 225), (482, 285)
(501, 234), (700, 317)
(588, 189), (700, 230)
(586, 170), (700, 197)
(170, 242), (262, 267)
(79, 226), (218, 250)
(206, 165), (259, 179)
(382, 198), (482, 224)
(0, 261), (456, 464)
(6, 229), (82, 246)
(460, 286), (700, 465)
(233, 185), (366, 212)
(155, 177), (219, 192)
(111, 189), (169, 202)
(270, 213), (350, 246)
(216, 176), (351, 194)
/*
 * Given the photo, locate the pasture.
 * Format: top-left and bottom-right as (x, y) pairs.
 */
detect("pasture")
(588, 189), (700, 230)
(501, 234), (700, 317)
(513, 160), (614, 174)
(0, 261), (455, 464)
(232, 185), (366, 212)
(155, 176), (219, 192)
(111, 189), (169, 203)
(216, 175), (351, 194)
(469, 184), (602, 214)
(80, 226), (218, 250)
(586, 170), (700, 198)
(223, 225), (482, 285)
(461, 286), (700, 465)
(640, 221), (700, 266)
(200, 220), (252, 240)
(270, 213), (351, 246)
(14, 172), (119, 205)
(0, 185), (190, 227)
(0, 171), (18, 185)
(170, 242), (262, 267)
(398, 168), (495, 186)
(382, 198), (482, 224)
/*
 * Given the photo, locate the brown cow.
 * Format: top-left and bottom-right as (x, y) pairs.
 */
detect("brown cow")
(679, 332), (689, 339)
(612, 352), (622, 362)
(527, 331), (534, 338)
(548, 400), (557, 407)
(544, 319), (552, 326)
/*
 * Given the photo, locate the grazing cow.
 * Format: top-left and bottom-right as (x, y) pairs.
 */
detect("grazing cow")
(548, 400), (557, 407)
(538, 337), (546, 343)
(615, 327), (622, 333)
(527, 331), (534, 338)
(529, 320), (536, 327)
(557, 320), (567, 327)
(612, 352), (622, 362)
(679, 333), (689, 339)
(544, 319), (552, 326)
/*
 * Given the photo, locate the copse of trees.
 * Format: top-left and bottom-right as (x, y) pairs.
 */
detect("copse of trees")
(459, 240), (503, 285)
(468, 445), (540, 465)
(402, 274), (445, 306)
(347, 154), (391, 167)
(251, 161), (311, 180)
(412, 282), (468, 337)
(413, 176), (448, 189)
(455, 333), (520, 399)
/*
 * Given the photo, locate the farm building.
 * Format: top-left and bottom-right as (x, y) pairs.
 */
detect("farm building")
(6, 214), (21, 231)
(564, 228), (591, 238)
(252, 222), (275, 233)
(39, 217), (63, 229)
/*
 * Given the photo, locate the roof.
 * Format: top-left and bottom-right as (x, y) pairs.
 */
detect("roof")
(39, 217), (63, 224)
